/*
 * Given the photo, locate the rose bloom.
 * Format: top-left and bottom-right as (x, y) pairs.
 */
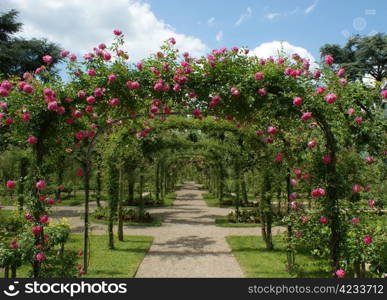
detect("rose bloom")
(336, 269), (345, 278)
(363, 235), (373, 245)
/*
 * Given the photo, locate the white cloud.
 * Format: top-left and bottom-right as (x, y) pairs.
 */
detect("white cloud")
(215, 31), (223, 42)
(251, 41), (317, 67)
(207, 17), (215, 25)
(235, 7), (252, 26)
(304, 0), (318, 14)
(1, 0), (208, 61)
(264, 8), (299, 20)
(265, 12), (281, 20)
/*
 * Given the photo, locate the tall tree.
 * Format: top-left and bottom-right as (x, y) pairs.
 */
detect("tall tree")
(0, 9), (22, 41)
(0, 9), (62, 77)
(320, 33), (387, 82)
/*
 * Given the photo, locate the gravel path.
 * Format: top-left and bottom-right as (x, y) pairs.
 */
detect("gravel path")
(134, 182), (284, 278)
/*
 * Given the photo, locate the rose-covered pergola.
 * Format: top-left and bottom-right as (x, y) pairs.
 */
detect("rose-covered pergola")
(1, 30), (385, 278)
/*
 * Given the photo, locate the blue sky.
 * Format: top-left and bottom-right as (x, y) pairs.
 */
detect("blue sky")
(147, 0), (386, 59)
(2, 0), (386, 64)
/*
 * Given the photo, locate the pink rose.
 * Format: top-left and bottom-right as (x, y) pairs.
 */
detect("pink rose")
(0, 87), (9, 97)
(5, 117), (13, 125)
(23, 84), (34, 94)
(311, 188), (325, 197)
(150, 105), (159, 113)
(32, 226), (42, 235)
(77, 90), (86, 98)
(46, 198), (55, 205)
(300, 216), (308, 224)
(274, 153), (283, 162)
(257, 88), (267, 96)
(336, 68), (345, 77)
(103, 52), (111, 61)
(47, 101), (58, 111)
(335, 269), (345, 278)
(255, 72), (264, 80)
(293, 169), (302, 178)
(21, 113), (31, 122)
(267, 126), (278, 135)
(6, 180), (15, 189)
(192, 109), (201, 117)
(368, 199), (375, 208)
(107, 74), (117, 83)
(113, 29), (123, 36)
(72, 110), (82, 118)
(86, 96), (96, 105)
(352, 184), (361, 193)
(301, 112), (312, 121)
(363, 235), (372, 244)
(323, 155), (332, 165)
(316, 86), (325, 94)
(313, 70), (321, 79)
(87, 69), (96, 76)
(293, 97), (302, 106)
(324, 55), (334, 65)
(69, 53), (77, 61)
(42, 55), (53, 64)
(307, 140), (317, 148)
(35, 252), (46, 261)
(109, 98), (120, 106)
(230, 87), (240, 97)
(27, 136), (38, 145)
(36, 180), (47, 190)
(60, 50), (69, 58)
(39, 215), (49, 225)
(325, 93), (337, 104)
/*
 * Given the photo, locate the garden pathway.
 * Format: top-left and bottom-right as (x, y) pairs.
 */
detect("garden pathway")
(134, 181), (247, 278)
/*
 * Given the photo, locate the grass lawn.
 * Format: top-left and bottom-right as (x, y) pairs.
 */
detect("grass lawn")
(1, 234), (153, 278)
(202, 193), (258, 208)
(202, 193), (235, 208)
(226, 235), (329, 278)
(0, 196), (16, 206)
(215, 217), (285, 227)
(215, 216), (260, 227)
(163, 192), (176, 206)
(90, 216), (163, 227)
(125, 192), (177, 208)
(0, 209), (13, 218)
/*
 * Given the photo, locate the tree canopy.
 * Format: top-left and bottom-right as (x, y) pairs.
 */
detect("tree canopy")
(0, 9), (63, 77)
(320, 33), (387, 82)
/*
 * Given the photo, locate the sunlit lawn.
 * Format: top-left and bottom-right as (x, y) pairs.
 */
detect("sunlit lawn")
(1, 234), (153, 278)
(227, 235), (329, 278)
